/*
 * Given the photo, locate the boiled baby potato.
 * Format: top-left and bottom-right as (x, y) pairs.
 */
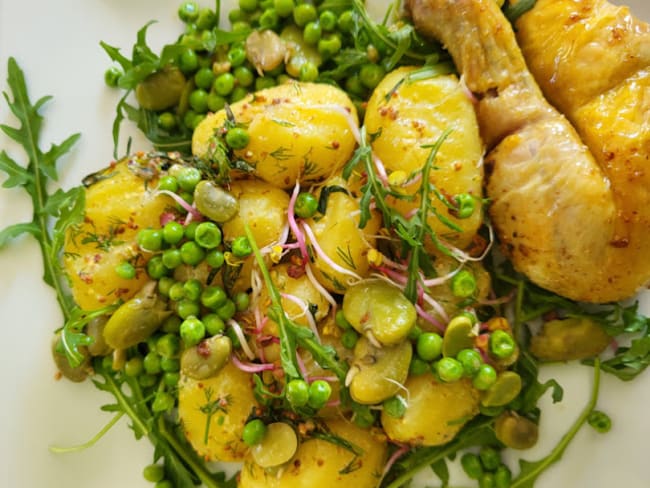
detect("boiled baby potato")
(178, 361), (258, 462)
(221, 178), (289, 293)
(239, 418), (387, 488)
(192, 81), (358, 189)
(63, 157), (173, 310)
(305, 176), (381, 293)
(364, 67), (484, 249)
(381, 373), (480, 446)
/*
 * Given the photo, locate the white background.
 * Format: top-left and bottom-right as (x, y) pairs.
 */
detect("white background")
(0, 1), (649, 487)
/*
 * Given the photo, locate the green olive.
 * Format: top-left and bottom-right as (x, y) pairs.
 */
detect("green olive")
(245, 29), (286, 74)
(349, 337), (412, 405)
(103, 282), (171, 350)
(250, 422), (298, 468)
(280, 25), (322, 78)
(193, 180), (239, 223)
(529, 317), (610, 361)
(442, 315), (476, 357)
(480, 371), (522, 407)
(85, 315), (112, 356)
(135, 66), (187, 111)
(180, 335), (232, 379)
(494, 411), (539, 449)
(52, 334), (92, 382)
(342, 279), (416, 346)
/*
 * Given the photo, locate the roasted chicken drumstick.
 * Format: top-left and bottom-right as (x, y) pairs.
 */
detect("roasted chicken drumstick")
(407, 0), (650, 303)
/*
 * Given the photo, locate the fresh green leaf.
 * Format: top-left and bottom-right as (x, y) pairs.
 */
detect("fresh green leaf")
(0, 222), (40, 247)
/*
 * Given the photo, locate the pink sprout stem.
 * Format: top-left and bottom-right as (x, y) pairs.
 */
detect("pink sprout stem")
(287, 182), (310, 263)
(230, 354), (276, 374)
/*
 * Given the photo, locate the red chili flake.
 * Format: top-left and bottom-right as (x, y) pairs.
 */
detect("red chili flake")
(287, 264), (306, 278)
(197, 340), (212, 358)
(331, 141), (340, 149)
(79, 272), (93, 284)
(93, 254), (102, 263)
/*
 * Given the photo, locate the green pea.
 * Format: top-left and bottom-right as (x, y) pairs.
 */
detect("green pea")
(457, 348), (483, 377)
(184, 221), (199, 240)
(162, 248), (183, 269)
(207, 93), (227, 112)
(115, 261), (136, 280)
(154, 480), (173, 488)
(205, 249), (225, 268)
(157, 175), (178, 193)
(180, 316), (206, 346)
(227, 47), (247, 67)
(179, 48), (199, 74)
(203, 313), (226, 335)
(293, 3), (317, 26)
(479, 473), (496, 488)
(335, 309), (351, 329)
(303, 21), (322, 45)
(162, 315), (182, 334)
(160, 357), (180, 373)
(359, 63), (386, 89)
(461, 452), (484, 480)
(451, 269), (477, 298)
(233, 66), (254, 87)
(299, 62), (319, 82)
(183, 279), (203, 301)
(157, 112), (176, 131)
(231, 236), (252, 257)
(177, 299), (201, 319)
(230, 86), (249, 103)
(239, 0), (258, 12)
(137, 228), (163, 252)
(139, 373), (157, 388)
(274, 0), (294, 17)
(341, 328), (359, 349)
(124, 356), (144, 377)
(308, 379), (332, 409)
(407, 325), (423, 341)
(494, 465), (512, 488)
(259, 8), (280, 29)
(435, 357), (464, 382)
(473, 364), (498, 390)
(147, 256), (168, 280)
(201, 285), (228, 309)
(104, 66), (122, 87)
(163, 371), (180, 387)
(177, 167), (202, 192)
(255, 76), (276, 91)
(416, 332), (443, 361)
(225, 127), (251, 150)
(352, 404), (376, 428)
(286, 378), (310, 407)
(143, 352), (162, 375)
(152, 391), (175, 413)
(196, 8), (217, 30)
(157, 334), (181, 359)
(213, 72), (236, 96)
(338, 10), (355, 32)
(168, 281), (186, 301)
(216, 299), (236, 320)
(383, 395), (407, 418)
(229, 8), (246, 23)
(409, 357), (429, 376)
(178, 1), (200, 22)
(588, 410), (612, 433)
(143, 463), (165, 483)
(489, 330), (516, 359)
(345, 73), (366, 97)
(180, 241), (206, 266)
(231, 20), (252, 33)
(162, 221), (184, 245)
(294, 192), (318, 218)
(233, 291), (250, 311)
(479, 446), (501, 471)
(455, 193), (476, 219)
(242, 419), (267, 446)
(318, 34), (342, 58)
(195, 222), (222, 249)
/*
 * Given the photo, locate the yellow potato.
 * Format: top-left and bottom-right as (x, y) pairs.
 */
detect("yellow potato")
(178, 361), (258, 462)
(364, 67), (484, 249)
(63, 158), (173, 310)
(305, 177), (381, 293)
(221, 178), (290, 293)
(381, 374), (480, 446)
(239, 419), (387, 488)
(192, 82), (358, 189)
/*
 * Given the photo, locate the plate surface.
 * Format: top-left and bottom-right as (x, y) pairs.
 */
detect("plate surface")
(0, 1), (648, 487)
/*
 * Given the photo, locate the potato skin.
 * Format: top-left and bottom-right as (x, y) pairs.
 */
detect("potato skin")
(239, 419), (387, 488)
(381, 374), (480, 446)
(193, 82), (358, 189)
(364, 67), (483, 249)
(63, 159), (173, 310)
(178, 361), (258, 462)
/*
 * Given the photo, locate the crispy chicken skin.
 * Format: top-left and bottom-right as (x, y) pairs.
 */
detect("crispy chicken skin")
(406, 0), (650, 303)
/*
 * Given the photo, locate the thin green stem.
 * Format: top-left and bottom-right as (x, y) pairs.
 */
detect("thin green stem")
(49, 412), (125, 454)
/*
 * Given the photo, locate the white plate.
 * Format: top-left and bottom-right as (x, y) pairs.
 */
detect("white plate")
(1, 1), (649, 487)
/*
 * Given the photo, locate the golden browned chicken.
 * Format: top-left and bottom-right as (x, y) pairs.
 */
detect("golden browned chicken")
(406, 0), (650, 303)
